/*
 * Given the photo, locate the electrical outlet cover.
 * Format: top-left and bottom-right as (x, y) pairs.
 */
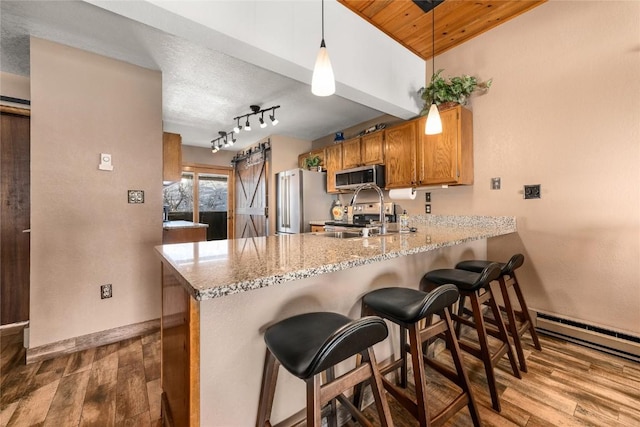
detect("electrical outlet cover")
(524, 184), (541, 199)
(128, 190), (144, 204)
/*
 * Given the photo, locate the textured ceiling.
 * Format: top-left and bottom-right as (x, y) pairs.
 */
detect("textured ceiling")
(0, 1), (387, 150)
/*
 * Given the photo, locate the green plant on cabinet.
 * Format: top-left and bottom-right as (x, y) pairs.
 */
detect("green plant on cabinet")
(418, 70), (492, 115)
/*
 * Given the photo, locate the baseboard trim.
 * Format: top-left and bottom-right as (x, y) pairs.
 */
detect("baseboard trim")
(0, 321), (29, 336)
(26, 318), (160, 364)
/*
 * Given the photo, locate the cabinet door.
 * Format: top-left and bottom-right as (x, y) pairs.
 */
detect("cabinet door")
(384, 121), (417, 188)
(361, 132), (384, 165)
(298, 148), (326, 170)
(341, 138), (361, 169)
(419, 106), (473, 185)
(324, 144), (343, 193)
(163, 132), (182, 182)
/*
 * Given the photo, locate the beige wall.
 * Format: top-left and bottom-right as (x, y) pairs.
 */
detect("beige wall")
(182, 144), (235, 167)
(396, 1), (639, 335)
(0, 72), (30, 104)
(29, 38), (163, 347)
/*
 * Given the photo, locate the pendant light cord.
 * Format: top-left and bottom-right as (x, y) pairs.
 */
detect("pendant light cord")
(322, 0), (325, 43)
(431, 2), (435, 100)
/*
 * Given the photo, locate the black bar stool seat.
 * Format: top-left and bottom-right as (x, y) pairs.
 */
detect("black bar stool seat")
(256, 312), (393, 427)
(421, 263), (521, 412)
(455, 254), (542, 372)
(358, 284), (481, 426)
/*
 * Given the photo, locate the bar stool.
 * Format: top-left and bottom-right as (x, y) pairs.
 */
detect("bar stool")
(455, 253), (542, 373)
(357, 284), (481, 426)
(421, 263), (521, 412)
(256, 312), (394, 427)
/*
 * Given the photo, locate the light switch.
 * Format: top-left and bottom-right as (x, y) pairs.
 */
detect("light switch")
(99, 153), (113, 171)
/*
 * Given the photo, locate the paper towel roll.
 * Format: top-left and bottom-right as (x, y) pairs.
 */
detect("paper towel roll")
(388, 188), (416, 200)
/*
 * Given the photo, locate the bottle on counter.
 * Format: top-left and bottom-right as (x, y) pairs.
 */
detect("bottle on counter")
(331, 199), (343, 221)
(399, 209), (410, 233)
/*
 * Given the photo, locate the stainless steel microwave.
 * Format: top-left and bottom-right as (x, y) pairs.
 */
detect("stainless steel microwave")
(335, 165), (385, 190)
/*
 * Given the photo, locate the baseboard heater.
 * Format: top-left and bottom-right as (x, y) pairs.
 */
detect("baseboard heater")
(535, 311), (640, 362)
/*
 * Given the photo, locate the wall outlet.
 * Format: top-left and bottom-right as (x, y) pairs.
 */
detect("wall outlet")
(491, 177), (501, 190)
(128, 190), (144, 204)
(425, 192), (431, 202)
(100, 284), (112, 299)
(524, 184), (541, 199)
(425, 204), (431, 214)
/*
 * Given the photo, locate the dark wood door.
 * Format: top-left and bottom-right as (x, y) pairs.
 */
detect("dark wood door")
(1, 107), (30, 325)
(234, 150), (268, 238)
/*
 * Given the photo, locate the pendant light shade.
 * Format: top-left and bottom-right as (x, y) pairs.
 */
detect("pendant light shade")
(312, 40), (335, 96)
(312, 0), (335, 96)
(425, 103), (442, 135)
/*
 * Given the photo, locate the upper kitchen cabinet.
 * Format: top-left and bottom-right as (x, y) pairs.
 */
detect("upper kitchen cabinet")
(384, 120), (418, 188)
(163, 132), (182, 182)
(324, 143), (343, 193)
(384, 105), (473, 188)
(341, 132), (384, 169)
(418, 105), (473, 186)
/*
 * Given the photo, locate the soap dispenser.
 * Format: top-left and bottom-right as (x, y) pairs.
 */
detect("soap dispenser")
(399, 209), (410, 233)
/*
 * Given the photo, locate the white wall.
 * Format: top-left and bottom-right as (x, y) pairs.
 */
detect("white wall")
(29, 38), (163, 347)
(399, 1), (640, 336)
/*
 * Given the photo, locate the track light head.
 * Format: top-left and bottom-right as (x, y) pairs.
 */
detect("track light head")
(233, 118), (241, 133)
(259, 113), (267, 129)
(245, 117), (251, 131)
(270, 108), (279, 126)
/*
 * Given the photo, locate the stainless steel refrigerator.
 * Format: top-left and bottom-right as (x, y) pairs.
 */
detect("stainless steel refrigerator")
(276, 168), (333, 234)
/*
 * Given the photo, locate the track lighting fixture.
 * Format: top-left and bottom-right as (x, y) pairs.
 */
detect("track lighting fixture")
(425, 0), (442, 135)
(269, 110), (279, 126)
(210, 105), (281, 153)
(311, 0), (335, 96)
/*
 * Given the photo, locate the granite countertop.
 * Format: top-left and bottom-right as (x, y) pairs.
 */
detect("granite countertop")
(156, 215), (516, 301)
(163, 220), (209, 229)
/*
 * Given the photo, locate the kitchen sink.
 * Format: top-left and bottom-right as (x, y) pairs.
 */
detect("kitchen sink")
(317, 231), (363, 239)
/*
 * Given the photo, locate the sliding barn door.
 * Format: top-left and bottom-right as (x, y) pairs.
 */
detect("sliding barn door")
(234, 148), (269, 238)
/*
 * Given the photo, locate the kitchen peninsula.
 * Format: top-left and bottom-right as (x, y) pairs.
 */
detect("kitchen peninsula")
(156, 215), (516, 426)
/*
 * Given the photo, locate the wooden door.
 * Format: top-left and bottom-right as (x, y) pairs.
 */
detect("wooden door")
(384, 120), (417, 188)
(1, 107), (30, 325)
(324, 144), (343, 193)
(361, 132), (384, 165)
(234, 150), (269, 238)
(341, 138), (361, 169)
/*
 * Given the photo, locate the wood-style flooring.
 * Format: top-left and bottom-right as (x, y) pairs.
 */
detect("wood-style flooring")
(0, 328), (161, 426)
(2, 327), (640, 426)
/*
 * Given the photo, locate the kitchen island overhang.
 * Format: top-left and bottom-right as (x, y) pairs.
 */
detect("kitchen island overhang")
(156, 215), (516, 426)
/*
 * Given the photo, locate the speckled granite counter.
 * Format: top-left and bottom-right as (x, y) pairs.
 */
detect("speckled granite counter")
(157, 214), (516, 426)
(156, 215), (515, 301)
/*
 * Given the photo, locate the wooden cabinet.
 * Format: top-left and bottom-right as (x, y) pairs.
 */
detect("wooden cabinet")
(310, 224), (325, 233)
(324, 144), (343, 194)
(384, 121), (418, 188)
(163, 132), (182, 182)
(385, 105), (473, 188)
(163, 225), (207, 244)
(341, 132), (384, 169)
(341, 138), (361, 169)
(418, 105), (473, 185)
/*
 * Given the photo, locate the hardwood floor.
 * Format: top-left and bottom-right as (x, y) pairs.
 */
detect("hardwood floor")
(1, 327), (639, 426)
(0, 328), (161, 426)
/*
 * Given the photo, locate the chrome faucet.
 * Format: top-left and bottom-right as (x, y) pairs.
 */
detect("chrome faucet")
(351, 183), (386, 235)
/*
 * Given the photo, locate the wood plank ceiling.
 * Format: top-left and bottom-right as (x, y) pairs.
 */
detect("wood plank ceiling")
(337, 0), (547, 60)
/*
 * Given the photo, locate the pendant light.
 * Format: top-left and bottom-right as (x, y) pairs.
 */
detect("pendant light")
(425, 2), (442, 135)
(311, 0), (335, 96)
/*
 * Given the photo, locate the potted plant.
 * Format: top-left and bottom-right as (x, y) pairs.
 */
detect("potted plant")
(304, 154), (322, 171)
(418, 69), (492, 115)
